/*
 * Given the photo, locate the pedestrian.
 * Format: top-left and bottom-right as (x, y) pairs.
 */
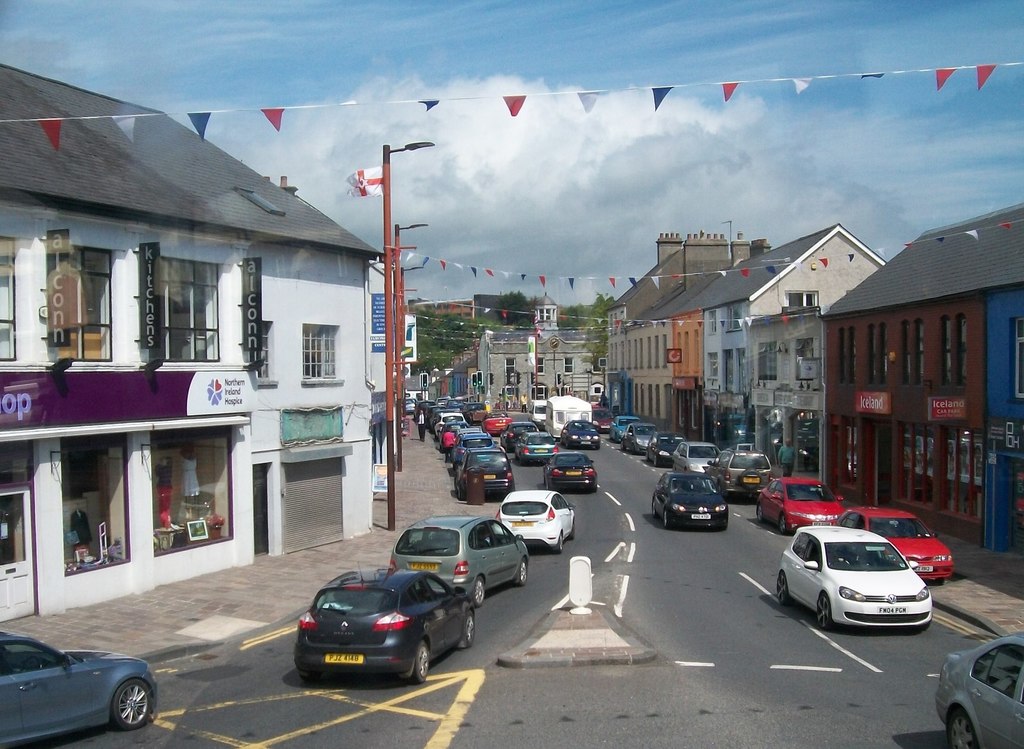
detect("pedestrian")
(442, 427), (458, 462)
(778, 439), (795, 477)
(417, 410), (427, 441)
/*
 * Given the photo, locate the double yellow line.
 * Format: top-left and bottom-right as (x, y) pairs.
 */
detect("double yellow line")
(240, 624), (295, 651)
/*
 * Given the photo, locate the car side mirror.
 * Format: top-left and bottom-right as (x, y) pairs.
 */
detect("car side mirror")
(908, 560), (919, 570)
(835, 495), (844, 503)
(803, 560), (820, 571)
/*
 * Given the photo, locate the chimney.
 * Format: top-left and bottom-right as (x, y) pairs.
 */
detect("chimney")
(731, 230), (751, 264)
(683, 231), (730, 275)
(656, 232), (683, 265)
(279, 176), (298, 195)
(749, 238), (771, 259)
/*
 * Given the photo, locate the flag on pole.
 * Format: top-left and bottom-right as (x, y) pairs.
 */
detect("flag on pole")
(347, 167), (383, 197)
(527, 335), (536, 367)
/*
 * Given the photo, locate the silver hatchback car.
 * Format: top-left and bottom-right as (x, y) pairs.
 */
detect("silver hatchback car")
(671, 441), (721, 473)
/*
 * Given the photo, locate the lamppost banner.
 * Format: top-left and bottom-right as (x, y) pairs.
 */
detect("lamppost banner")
(401, 314), (417, 363)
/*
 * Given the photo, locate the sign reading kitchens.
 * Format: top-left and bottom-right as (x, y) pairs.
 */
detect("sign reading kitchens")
(929, 396), (967, 421)
(855, 391), (891, 415)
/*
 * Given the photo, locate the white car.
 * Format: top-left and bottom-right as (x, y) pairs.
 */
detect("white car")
(776, 526), (931, 631)
(497, 490), (575, 554)
(671, 441), (721, 473)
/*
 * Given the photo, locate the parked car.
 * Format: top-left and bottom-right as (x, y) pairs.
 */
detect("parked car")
(497, 490), (575, 553)
(543, 451), (598, 493)
(756, 477), (845, 535)
(934, 632), (1024, 749)
(293, 569), (474, 684)
(482, 412), (513, 438)
(645, 432), (684, 466)
(651, 472), (729, 530)
(560, 420), (601, 450)
(706, 449), (773, 501)
(620, 422), (656, 455)
(515, 431), (559, 465)
(0, 632), (156, 746)
(609, 415), (640, 443)
(500, 421), (538, 452)
(431, 410), (465, 438)
(591, 407), (614, 433)
(670, 441), (720, 473)
(776, 526), (932, 631)
(453, 449), (515, 502)
(461, 402), (487, 424)
(389, 515), (529, 607)
(838, 506), (954, 582)
(450, 432), (498, 473)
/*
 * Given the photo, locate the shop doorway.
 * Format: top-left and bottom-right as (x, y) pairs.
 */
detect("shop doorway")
(252, 464), (269, 556)
(1012, 460), (1024, 556)
(0, 492), (34, 621)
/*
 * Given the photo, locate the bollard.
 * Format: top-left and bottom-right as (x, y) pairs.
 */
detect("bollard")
(466, 470), (485, 505)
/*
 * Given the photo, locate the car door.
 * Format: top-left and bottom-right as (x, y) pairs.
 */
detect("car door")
(468, 521), (502, 587)
(3, 640), (97, 737)
(406, 577), (450, 652)
(653, 474), (669, 515)
(762, 479), (784, 522)
(710, 451), (733, 491)
(487, 520), (518, 582)
(790, 534), (824, 607)
(551, 493), (574, 537)
(970, 644), (1024, 749)
(424, 575), (464, 652)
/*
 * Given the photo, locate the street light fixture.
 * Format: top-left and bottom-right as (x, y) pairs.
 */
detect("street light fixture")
(383, 142), (434, 531)
(394, 222), (428, 472)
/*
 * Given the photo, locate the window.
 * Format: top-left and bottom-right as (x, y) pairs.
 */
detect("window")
(61, 437), (128, 574)
(941, 316), (952, 385)
(867, 324), (876, 384)
(537, 358), (545, 375)
(706, 310), (717, 334)
(255, 320), (271, 380)
(838, 328), (846, 384)
(758, 343), (777, 382)
(47, 246), (112, 360)
(504, 357), (516, 379)
(596, 356), (607, 371)
(879, 323), (888, 385)
(787, 291), (818, 308)
(901, 320), (911, 385)
(1017, 318), (1024, 398)
(302, 324), (337, 380)
(945, 429), (982, 518)
(662, 334), (667, 367)
(736, 348), (746, 389)
(537, 307), (554, 323)
(902, 424), (935, 504)
(563, 357), (574, 374)
(914, 319), (925, 385)
(727, 305), (742, 331)
(0, 238), (13, 359)
(707, 351), (719, 381)
(956, 314), (967, 386)
(846, 326), (856, 384)
(723, 349), (734, 391)
(151, 434), (231, 553)
(161, 257), (219, 361)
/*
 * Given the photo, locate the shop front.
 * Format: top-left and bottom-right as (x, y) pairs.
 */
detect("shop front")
(672, 376), (702, 440)
(985, 416), (1024, 554)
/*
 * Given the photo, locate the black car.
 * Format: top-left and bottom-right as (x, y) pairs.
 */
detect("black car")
(543, 452), (598, 493)
(454, 449), (516, 502)
(293, 569), (475, 684)
(651, 472), (729, 530)
(560, 420), (601, 450)
(645, 432), (684, 466)
(500, 421), (538, 452)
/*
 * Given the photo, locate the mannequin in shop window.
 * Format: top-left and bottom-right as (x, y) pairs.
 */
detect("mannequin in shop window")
(180, 445), (204, 521)
(70, 508), (92, 547)
(155, 456), (174, 529)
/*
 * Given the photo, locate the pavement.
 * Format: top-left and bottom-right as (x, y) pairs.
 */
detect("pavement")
(4, 432), (1022, 668)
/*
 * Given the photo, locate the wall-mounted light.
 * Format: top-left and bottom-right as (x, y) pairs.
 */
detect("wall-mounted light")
(245, 357), (265, 372)
(887, 351), (897, 363)
(141, 358), (165, 376)
(49, 357), (74, 375)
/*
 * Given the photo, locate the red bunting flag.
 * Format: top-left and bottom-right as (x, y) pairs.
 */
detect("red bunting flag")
(39, 119), (62, 150)
(503, 95), (527, 117)
(1000, 222), (1012, 230)
(722, 82), (740, 102)
(782, 315), (790, 324)
(820, 258), (829, 268)
(740, 268), (750, 277)
(439, 260), (447, 270)
(261, 108), (284, 131)
(485, 268), (494, 277)
(609, 277), (617, 288)
(977, 64), (996, 90)
(539, 275), (546, 287)
(936, 68), (956, 90)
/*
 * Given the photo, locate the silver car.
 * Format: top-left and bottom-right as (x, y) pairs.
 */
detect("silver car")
(671, 441), (721, 473)
(935, 632), (1024, 748)
(620, 422), (656, 455)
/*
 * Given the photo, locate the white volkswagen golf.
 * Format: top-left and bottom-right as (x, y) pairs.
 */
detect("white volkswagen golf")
(776, 526), (932, 631)
(497, 490), (575, 554)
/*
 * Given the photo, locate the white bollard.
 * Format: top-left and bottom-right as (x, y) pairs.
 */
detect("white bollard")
(568, 555), (593, 615)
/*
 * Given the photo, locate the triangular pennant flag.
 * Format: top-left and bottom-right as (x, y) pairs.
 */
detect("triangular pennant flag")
(781, 314), (790, 324)
(965, 230), (979, 240)
(609, 277), (617, 288)
(261, 108), (284, 131)
(861, 73), (884, 79)
(793, 78), (812, 94)
(1000, 222), (1012, 230)
(936, 237), (945, 243)
(520, 273), (527, 281)
(651, 276), (660, 289)
(420, 257), (430, 266)
(503, 95), (526, 117)
(539, 275), (546, 287)
(452, 262), (463, 270)
(718, 270), (727, 277)
(439, 260), (447, 270)
(848, 254), (854, 261)
(485, 268), (494, 277)
(936, 68), (956, 91)
(628, 277), (637, 287)
(470, 267), (478, 277)
(766, 265), (777, 275)
(420, 100), (440, 111)
(188, 112), (211, 140)
(501, 271), (510, 279)
(113, 116), (136, 142)
(740, 268), (750, 278)
(577, 92), (598, 113)
(820, 258), (829, 268)
(722, 82), (739, 102)
(568, 277), (575, 290)
(742, 316), (752, 328)
(483, 307), (491, 314)
(977, 64), (996, 90)
(39, 119), (62, 150)
(652, 86), (673, 111)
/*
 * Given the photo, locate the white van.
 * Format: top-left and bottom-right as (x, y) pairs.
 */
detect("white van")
(529, 400), (548, 428)
(544, 395), (593, 437)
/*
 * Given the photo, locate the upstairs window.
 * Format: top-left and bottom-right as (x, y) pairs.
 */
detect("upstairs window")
(956, 314), (967, 386)
(879, 323), (888, 385)
(787, 291), (818, 308)
(47, 246), (112, 361)
(901, 320), (911, 385)
(302, 324), (337, 380)
(758, 343), (777, 382)
(162, 257), (219, 362)
(1016, 318), (1024, 399)
(0, 239), (13, 359)
(941, 316), (952, 385)
(914, 319), (925, 385)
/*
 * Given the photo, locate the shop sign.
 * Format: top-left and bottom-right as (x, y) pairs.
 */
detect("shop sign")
(45, 229), (83, 348)
(241, 257), (263, 362)
(186, 372), (255, 415)
(774, 390), (794, 407)
(666, 348), (682, 364)
(673, 376), (695, 390)
(855, 391), (891, 415)
(138, 242), (161, 352)
(988, 417), (1024, 452)
(371, 293), (385, 353)
(751, 389), (772, 406)
(929, 396), (966, 421)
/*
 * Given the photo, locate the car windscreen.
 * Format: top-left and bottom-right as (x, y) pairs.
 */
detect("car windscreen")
(314, 587), (398, 615)
(868, 517), (933, 538)
(688, 445), (719, 458)
(462, 437), (492, 448)
(658, 436), (683, 447)
(786, 483), (835, 501)
(525, 434), (556, 445)
(824, 542), (910, 572)
(469, 453), (508, 468)
(670, 476), (717, 494)
(502, 501), (550, 516)
(634, 425), (655, 434)
(395, 528), (460, 556)
(733, 455), (770, 470)
(593, 409), (611, 419)
(553, 454), (590, 467)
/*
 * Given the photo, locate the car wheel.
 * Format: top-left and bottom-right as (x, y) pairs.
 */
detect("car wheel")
(458, 609), (476, 649)
(567, 518), (576, 540)
(514, 557), (529, 586)
(755, 501), (764, 523)
(776, 571), (792, 606)
(651, 497), (659, 519)
(815, 592), (834, 630)
(777, 512), (788, 535)
(405, 640), (430, 684)
(109, 678), (153, 731)
(662, 507), (671, 530)
(946, 707), (977, 749)
(553, 532), (563, 554)
(595, 443), (601, 450)
(469, 576), (486, 607)
(297, 668), (322, 683)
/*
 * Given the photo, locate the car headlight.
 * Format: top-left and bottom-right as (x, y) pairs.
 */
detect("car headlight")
(714, 504), (727, 512)
(838, 586), (866, 602)
(915, 587), (931, 601)
(934, 555), (951, 562)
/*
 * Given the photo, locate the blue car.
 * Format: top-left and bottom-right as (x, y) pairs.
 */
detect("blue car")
(449, 432), (496, 474)
(609, 415), (640, 443)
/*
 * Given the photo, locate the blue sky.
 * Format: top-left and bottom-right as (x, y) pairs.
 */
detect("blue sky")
(1, 1), (1022, 306)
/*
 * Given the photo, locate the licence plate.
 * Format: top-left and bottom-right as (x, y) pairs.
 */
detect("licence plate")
(512, 521), (533, 527)
(409, 562), (440, 571)
(811, 521), (831, 526)
(691, 513), (712, 520)
(877, 606), (908, 614)
(742, 476), (760, 484)
(535, 449), (550, 453)
(324, 653), (364, 664)
(566, 470), (582, 476)
(916, 565), (934, 572)
(484, 474), (497, 479)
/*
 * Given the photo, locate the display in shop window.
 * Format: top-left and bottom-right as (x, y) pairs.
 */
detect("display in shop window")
(150, 434), (230, 553)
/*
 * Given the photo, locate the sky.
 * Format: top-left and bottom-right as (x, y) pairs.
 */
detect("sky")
(1, 0), (1022, 308)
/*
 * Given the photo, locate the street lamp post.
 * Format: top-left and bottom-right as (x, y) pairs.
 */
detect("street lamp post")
(394, 222), (427, 472)
(383, 142), (433, 531)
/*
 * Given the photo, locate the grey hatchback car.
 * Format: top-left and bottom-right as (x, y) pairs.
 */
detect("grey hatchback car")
(389, 516), (529, 607)
(620, 422), (657, 455)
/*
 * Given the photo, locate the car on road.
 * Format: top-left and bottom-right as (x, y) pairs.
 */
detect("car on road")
(449, 432), (498, 473)
(670, 441), (720, 474)
(756, 477), (845, 535)
(620, 422), (656, 455)
(609, 415), (640, 443)
(559, 419), (601, 450)
(934, 632), (1024, 749)
(705, 448), (773, 501)
(293, 569), (475, 685)
(390, 516), (529, 607)
(461, 402), (487, 424)
(514, 431), (559, 465)
(453, 449), (515, 502)
(431, 410), (465, 438)
(651, 472), (728, 530)
(500, 421), (538, 452)
(482, 412), (513, 437)
(543, 451), (598, 493)
(0, 631), (157, 746)
(837, 506), (954, 582)
(776, 526), (932, 631)
(645, 432), (684, 466)
(497, 490), (575, 553)
(591, 407), (614, 433)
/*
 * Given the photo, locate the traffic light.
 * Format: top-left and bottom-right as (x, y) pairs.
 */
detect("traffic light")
(489, 372), (494, 385)
(419, 372), (429, 390)
(556, 374), (562, 386)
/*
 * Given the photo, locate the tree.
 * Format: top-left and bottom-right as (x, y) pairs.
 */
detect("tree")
(415, 312), (486, 373)
(494, 291), (533, 328)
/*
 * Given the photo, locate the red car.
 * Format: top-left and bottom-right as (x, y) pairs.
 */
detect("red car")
(482, 413), (513, 437)
(755, 477), (844, 535)
(837, 506), (954, 582)
(591, 407), (613, 434)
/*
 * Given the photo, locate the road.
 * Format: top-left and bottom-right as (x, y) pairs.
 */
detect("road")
(50, 424), (984, 748)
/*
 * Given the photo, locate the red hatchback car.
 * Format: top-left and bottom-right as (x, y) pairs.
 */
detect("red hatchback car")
(837, 506), (954, 582)
(755, 477), (845, 535)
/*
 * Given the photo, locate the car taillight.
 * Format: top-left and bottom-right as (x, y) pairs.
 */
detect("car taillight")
(298, 611), (318, 631)
(547, 507), (556, 521)
(388, 558), (397, 574)
(454, 560), (470, 576)
(505, 470), (514, 481)
(553, 445), (559, 453)
(584, 468), (595, 476)
(372, 611), (413, 631)
(495, 509), (502, 519)
(551, 468), (563, 476)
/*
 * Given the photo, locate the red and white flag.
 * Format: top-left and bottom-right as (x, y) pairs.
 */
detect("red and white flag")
(347, 167), (383, 197)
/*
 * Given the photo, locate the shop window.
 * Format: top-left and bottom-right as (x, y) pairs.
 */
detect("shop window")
(151, 435), (230, 554)
(903, 424), (937, 505)
(945, 430), (982, 518)
(46, 246), (112, 361)
(1015, 318), (1023, 399)
(302, 324), (337, 380)
(0, 238), (13, 360)
(161, 257), (219, 361)
(61, 439), (128, 574)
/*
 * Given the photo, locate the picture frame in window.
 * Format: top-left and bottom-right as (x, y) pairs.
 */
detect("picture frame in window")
(186, 519), (209, 542)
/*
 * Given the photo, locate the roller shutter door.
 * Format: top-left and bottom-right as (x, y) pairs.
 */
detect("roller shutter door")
(282, 459), (343, 553)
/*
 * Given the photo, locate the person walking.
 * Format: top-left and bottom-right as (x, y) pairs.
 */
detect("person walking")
(778, 439), (795, 477)
(416, 410), (427, 441)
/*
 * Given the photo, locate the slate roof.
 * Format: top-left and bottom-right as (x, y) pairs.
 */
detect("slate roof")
(0, 64), (375, 255)
(825, 203), (1024, 316)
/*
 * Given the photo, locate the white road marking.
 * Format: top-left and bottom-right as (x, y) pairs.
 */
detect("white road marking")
(604, 542), (625, 563)
(801, 622), (882, 673)
(614, 574), (629, 618)
(732, 512), (743, 517)
(627, 542), (636, 563)
(551, 593), (570, 610)
(605, 492), (621, 506)
(771, 665), (843, 673)
(739, 571), (772, 596)
(675, 661), (715, 667)
(927, 673), (940, 678)
(625, 513), (635, 532)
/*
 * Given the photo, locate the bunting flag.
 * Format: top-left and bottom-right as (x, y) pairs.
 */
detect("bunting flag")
(651, 276), (660, 289)
(766, 265), (777, 275)
(848, 253), (854, 261)
(421, 257), (430, 266)
(936, 68), (956, 90)
(977, 64), (997, 89)
(781, 314), (790, 324)
(744, 316), (753, 327)
(722, 82), (739, 101)
(539, 275), (546, 287)
(965, 229), (979, 240)
(628, 277), (637, 286)
(39, 118), (62, 150)
(503, 95), (527, 117)
(470, 267), (478, 277)
(439, 260), (446, 270)
(652, 86), (673, 111)
(568, 277), (575, 289)
(578, 92), (598, 113)
(420, 100), (440, 111)
(793, 78), (812, 94)
(936, 237), (946, 243)
(718, 270), (727, 276)
(820, 258), (829, 268)
(113, 115), (136, 141)
(347, 167), (383, 197)
(861, 73), (885, 79)
(485, 268), (494, 277)
(609, 277), (617, 288)
(1000, 222), (1012, 229)
(740, 268), (750, 277)
(261, 108), (284, 131)
(187, 112), (211, 140)
(520, 273), (527, 281)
